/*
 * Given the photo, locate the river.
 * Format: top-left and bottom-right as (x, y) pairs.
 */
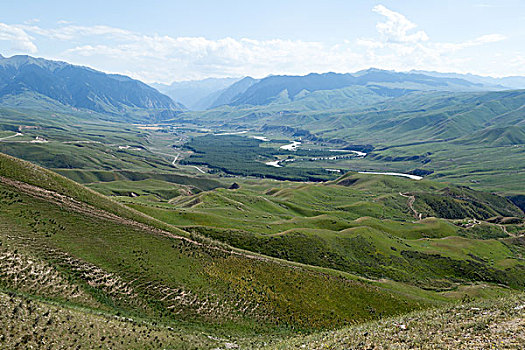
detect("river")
(358, 171), (422, 180)
(280, 141), (301, 151)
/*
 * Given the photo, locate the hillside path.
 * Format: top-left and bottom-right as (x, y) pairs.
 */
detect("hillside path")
(399, 192), (422, 220)
(0, 133), (23, 141)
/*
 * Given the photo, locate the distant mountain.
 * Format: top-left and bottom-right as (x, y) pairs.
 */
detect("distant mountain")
(411, 70), (525, 90)
(207, 76), (260, 109)
(213, 69), (500, 108)
(0, 55), (184, 122)
(152, 77), (241, 110)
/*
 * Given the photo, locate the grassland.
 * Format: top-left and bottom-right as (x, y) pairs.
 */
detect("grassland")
(2, 150), (523, 348)
(4, 152), (480, 348)
(267, 292), (525, 349)
(172, 89), (525, 196)
(118, 172), (524, 292)
(1, 95), (524, 348)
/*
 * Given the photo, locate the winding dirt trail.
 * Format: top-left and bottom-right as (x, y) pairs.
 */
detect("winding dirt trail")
(191, 165), (206, 174)
(0, 133), (23, 141)
(498, 224), (516, 237)
(399, 192), (422, 220)
(172, 153), (180, 165)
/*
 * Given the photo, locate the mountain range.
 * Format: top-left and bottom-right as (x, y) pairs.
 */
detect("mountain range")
(221, 70), (495, 107)
(3, 54), (525, 119)
(412, 70), (525, 90)
(0, 55), (183, 122)
(166, 69), (524, 110)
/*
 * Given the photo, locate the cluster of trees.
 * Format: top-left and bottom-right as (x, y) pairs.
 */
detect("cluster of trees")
(182, 135), (335, 181)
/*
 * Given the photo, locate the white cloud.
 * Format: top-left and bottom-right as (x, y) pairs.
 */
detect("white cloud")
(471, 34), (506, 44)
(436, 34), (506, 52)
(2, 5), (514, 82)
(0, 22), (37, 53)
(62, 37), (363, 83)
(372, 5), (429, 43)
(20, 24), (134, 41)
(356, 5), (507, 74)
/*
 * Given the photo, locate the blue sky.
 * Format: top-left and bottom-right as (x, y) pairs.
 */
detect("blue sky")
(0, 0), (524, 83)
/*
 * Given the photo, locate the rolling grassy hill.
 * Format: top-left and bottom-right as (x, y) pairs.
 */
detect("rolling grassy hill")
(112, 169), (524, 292)
(4, 152), (483, 348)
(1, 151), (523, 347)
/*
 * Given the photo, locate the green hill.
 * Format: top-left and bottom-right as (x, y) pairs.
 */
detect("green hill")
(267, 293), (525, 349)
(1, 151), (523, 347)
(123, 171), (524, 292)
(177, 89), (525, 195)
(455, 126), (525, 146)
(3, 152), (471, 347)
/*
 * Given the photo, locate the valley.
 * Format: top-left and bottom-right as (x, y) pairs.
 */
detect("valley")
(0, 53), (524, 349)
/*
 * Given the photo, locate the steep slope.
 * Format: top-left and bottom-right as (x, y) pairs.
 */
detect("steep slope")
(0, 55), (183, 122)
(0, 152), (179, 231)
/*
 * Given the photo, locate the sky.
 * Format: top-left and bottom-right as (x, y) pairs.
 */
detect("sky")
(0, 0), (524, 84)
